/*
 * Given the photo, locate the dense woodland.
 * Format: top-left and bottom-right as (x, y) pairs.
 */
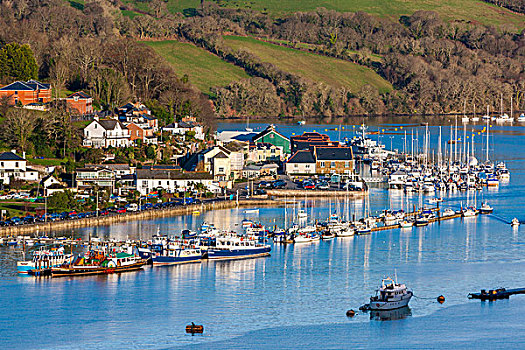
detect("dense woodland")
(0, 0), (523, 122)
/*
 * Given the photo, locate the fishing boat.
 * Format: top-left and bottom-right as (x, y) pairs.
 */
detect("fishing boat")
(364, 277), (413, 311)
(51, 252), (146, 277)
(511, 218), (520, 227)
(152, 247), (202, 266)
(17, 246), (74, 274)
(479, 202), (493, 214)
(204, 236), (271, 260)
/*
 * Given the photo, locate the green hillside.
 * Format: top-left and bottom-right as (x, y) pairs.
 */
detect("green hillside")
(128, 0), (524, 28)
(144, 40), (250, 94)
(223, 36), (393, 93)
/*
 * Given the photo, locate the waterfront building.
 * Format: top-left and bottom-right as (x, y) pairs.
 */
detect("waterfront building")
(0, 80), (51, 106)
(136, 168), (220, 195)
(291, 132), (338, 153)
(248, 142), (284, 162)
(127, 122), (158, 145)
(242, 163), (279, 179)
(313, 146), (354, 175)
(285, 150), (316, 175)
(83, 119), (132, 148)
(252, 125), (290, 154)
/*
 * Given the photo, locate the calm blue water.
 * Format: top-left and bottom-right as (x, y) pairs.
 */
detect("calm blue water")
(1, 121), (524, 349)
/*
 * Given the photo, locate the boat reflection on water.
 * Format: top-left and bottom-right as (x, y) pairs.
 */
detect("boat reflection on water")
(369, 306), (412, 321)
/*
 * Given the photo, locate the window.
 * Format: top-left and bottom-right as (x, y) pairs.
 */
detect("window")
(15, 162), (19, 168)
(305, 164), (310, 168)
(14, 91), (18, 95)
(331, 162), (335, 168)
(0, 162), (3, 167)
(320, 161), (325, 167)
(218, 167), (224, 173)
(294, 164), (298, 168)
(271, 148), (276, 154)
(345, 161), (350, 168)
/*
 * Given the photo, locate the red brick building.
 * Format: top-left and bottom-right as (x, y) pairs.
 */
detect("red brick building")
(65, 91), (93, 115)
(0, 80), (51, 105)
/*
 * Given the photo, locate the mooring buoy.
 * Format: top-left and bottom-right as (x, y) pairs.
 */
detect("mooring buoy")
(346, 309), (356, 317)
(437, 295), (445, 304)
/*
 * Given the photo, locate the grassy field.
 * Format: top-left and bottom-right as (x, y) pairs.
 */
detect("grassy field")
(126, 0), (524, 28)
(144, 40), (250, 94)
(223, 36), (392, 93)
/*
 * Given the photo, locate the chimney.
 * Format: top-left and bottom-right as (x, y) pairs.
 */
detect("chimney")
(11, 149), (16, 154)
(22, 152), (26, 159)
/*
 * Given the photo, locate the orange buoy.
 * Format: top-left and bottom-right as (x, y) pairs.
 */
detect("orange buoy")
(186, 323), (204, 334)
(346, 309), (356, 317)
(437, 295), (445, 304)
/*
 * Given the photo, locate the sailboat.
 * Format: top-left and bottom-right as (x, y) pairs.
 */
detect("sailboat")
(495, 94), (513, 123)
(471, 103), (479, 122)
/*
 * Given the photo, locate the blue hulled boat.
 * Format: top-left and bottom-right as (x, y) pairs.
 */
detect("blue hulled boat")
(152, 247), (202, 266)
(203, 236), (271, 260)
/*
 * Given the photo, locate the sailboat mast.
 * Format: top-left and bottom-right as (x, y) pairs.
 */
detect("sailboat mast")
(486, 118), (489, 162)
(463, 123), (467, 164)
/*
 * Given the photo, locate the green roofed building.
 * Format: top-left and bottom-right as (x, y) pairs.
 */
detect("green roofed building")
(252, 125), (290, 154)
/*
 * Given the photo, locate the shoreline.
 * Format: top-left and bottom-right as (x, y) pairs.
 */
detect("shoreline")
(0, 199), (276, 237)
(0, 190), (367, 237)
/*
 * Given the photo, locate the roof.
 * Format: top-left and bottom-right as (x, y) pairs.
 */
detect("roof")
(76, 166), (114, 173)
(66, 91), (91, 99)
(315, 147), (353, 161)
(287, 150), (315, 164)
(253, 125), (289, 142)
(0, 81), (33, 91)
(26, 80), (50, 90)
(0, 80), (50, 91)
(243, 164), (262, 171)
(261, 163), (279, 169)
(87, 164), (130, 171)
(213, 151), (229, 159)
(0, 152), (25, 161)
(136, 169), (213, 180)
(98, 119), (125, 130)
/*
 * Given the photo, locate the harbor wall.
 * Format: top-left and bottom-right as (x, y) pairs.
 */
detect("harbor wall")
(0, 199), (278, 237)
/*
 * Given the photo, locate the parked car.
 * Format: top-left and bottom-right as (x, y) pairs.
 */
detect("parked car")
(302, 181), (315, 190)
(116, 208), (126, 214)
(316, 182), (330, 190)
(272, 180), (287, 189)
(127, 203), (139, 212)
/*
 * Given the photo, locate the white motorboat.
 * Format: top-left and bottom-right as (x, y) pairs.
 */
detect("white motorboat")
(366, 277), (413, 311)
(479, 202), (493, 214)
(399, 220), (413, 229)
(442, 208), (456, 217)
(517, 114), (525, 122)
(462, 207), (477, 217)
(337, 227), (355, 237)
(511, 218), (520, 227)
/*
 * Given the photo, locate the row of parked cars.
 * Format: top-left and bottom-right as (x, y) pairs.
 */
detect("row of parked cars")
(0, 197), (203, 227)
(257, 179), (287, 189)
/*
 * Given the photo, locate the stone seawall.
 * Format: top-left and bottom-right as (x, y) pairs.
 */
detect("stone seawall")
(0, 199), (279, 237)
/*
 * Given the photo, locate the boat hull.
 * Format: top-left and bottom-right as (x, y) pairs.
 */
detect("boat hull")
(207, 246), (271, 260)
(152, 255), (202, 266)
(51, 261), (146, 277)
(369, 294), (412, 311)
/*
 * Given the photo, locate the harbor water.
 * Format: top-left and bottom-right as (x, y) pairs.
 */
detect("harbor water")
(1, 121), (524, 349)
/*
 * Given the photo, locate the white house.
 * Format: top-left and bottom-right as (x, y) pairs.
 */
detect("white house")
(163, 121), (205, 140)
(0, 151), (39, 185)
(285, 150), (316, 175)
(83, 119), (131, 148)
(136, 169), (220, 195)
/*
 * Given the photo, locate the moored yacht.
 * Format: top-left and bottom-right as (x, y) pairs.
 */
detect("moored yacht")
(479, 202), (493, 214)
(204, 236), (271, 260)
(366, 277), (413, 311)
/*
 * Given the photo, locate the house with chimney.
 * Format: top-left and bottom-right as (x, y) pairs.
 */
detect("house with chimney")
(0, 151), (39, 185)
(83, 119), (131, 148)
(0, 80), (51, 106)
